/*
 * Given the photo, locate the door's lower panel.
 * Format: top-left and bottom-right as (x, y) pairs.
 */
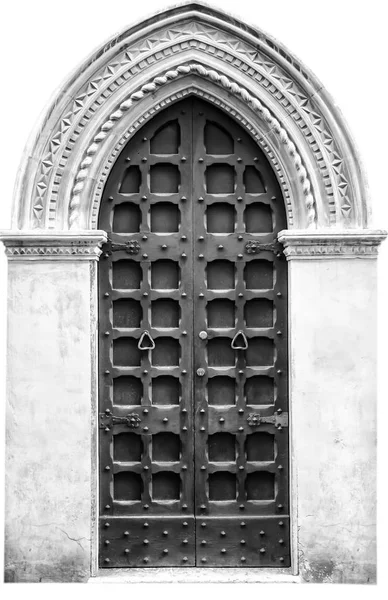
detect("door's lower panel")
(195, 517), (290, 567)
(100, 516), (195, 567)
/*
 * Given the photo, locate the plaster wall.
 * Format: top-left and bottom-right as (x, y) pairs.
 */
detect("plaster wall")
(4, 261), (95, 582)
(290, 258), (377, 583)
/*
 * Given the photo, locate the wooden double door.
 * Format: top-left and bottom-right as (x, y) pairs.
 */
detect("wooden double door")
(98, 98), (289, 568)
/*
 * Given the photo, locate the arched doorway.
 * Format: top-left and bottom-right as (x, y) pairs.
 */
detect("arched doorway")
(1, 1), (384, 583)
(98, 97), (289, 567)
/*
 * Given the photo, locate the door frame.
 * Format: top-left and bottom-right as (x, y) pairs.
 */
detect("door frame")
(1, 3), (384, 583)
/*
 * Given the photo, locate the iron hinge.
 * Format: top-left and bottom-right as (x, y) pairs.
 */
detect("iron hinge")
(99, 411), (141, 430)
(247, 411), (288, 429)
(104, 238), (141, 255)
(245, 239), (283, 256)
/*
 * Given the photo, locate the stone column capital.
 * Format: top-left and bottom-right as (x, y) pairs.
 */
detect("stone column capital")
(0, 230), (107, 261)
(278, 229), (387, 260)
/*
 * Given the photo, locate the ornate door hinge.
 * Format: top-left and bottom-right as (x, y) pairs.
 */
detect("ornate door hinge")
(247, 411), (288, 429)
(245, 240), (283, 256)
(99, 411), (141, 430)
(104, 239), (141, 255)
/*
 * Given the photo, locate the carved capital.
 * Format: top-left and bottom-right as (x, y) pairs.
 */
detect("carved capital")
(277, 229), (387, 260)
(0, 230), (107, 261)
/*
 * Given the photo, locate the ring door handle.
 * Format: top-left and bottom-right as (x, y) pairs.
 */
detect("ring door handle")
(138, 330), (155, 350)
(231, 330), (248, 350)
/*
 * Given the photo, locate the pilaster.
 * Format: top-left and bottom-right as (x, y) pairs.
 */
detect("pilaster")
(278, 228), (385, 583)
(1, 231), (106, 582)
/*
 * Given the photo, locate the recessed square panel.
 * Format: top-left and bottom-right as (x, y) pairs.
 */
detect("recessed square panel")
(152, 433), (181, 462)
(207, 299), (235, 328)
(245, 376), (274, 405)
(151, 260), (179, 289)
(208, 376), (236, 406)
(113, 260), (142, 290)
(209, 472), (236, 500)
(119, 165), (141, 194)
(206, 203), (235, 233)
(150, 202), (180, 232)
(244, 203), (272, 233)
(150, 120), (180, 154)
(113, 376), (143, 406)
(114, 432), (143, 462)
(243, 166), (266, 193)
(150, 164), (180, 193)
(207, 260), (235, 290)
(114, 471), (143, 501)
(244, 260), (273, 290)
(152, 472), (180, 500)
(246, 338), (274, 367)
(206, 164), (235, 194)
(208, 433), (235, 462)
(244, 299), (273, 328)
(113, 203), (141, 233)
(246, 471), (274, 501)
(245, 432), (275, 462)
(152, 376), (180, 405)
(113, 338), (141, 367)
(151, 299), (180, 328)
(205, 121), (234, 155)
(208, 338), (235, 367)
(152, 338), (180, 366)
(113, 299), (142, 328)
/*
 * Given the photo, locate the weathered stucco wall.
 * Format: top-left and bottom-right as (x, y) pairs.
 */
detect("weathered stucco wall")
(290, 258), (377, 583)
(5, 261), (95, 582)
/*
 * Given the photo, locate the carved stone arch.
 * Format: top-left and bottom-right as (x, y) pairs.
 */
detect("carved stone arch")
(11, 1), (371, 232)
(85, 82), (309, 231)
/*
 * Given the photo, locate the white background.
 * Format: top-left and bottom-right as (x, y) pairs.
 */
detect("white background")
(0, 0), (387, 597)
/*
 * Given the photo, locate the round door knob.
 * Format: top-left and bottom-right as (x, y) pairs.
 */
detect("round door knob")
(199, 331), (208, 340)
(196, 368), (206, 377)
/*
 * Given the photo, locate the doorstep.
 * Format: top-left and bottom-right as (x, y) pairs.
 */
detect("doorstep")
(88, 567), (301, 583)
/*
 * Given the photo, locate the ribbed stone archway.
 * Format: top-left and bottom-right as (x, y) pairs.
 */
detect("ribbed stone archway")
(1, 1), (385, 584)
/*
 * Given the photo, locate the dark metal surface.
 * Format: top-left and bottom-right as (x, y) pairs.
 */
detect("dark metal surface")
(98, 97), (289, 568)
(196, 517), (290, 567)
(100, 517), (195, 567)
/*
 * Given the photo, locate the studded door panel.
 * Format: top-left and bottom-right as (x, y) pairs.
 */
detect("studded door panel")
(98, 98), (289, 568)
(99, 101), (195, 567)
(192, 101), (289, 567)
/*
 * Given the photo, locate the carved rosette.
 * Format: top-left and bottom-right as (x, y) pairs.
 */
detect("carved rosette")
(247, 413), (262, 427)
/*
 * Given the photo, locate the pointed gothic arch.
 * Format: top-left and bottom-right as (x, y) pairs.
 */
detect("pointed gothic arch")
(12, 2), (370, 232)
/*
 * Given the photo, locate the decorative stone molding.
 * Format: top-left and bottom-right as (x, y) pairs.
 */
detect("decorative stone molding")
(10, 1), (372, 232)
(69, 63), (315, 230)
(278, 230), (387, 259)
(0, 231), (107, 261)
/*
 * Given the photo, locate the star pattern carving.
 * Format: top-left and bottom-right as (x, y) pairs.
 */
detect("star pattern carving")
(31, 18), (354, 229)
